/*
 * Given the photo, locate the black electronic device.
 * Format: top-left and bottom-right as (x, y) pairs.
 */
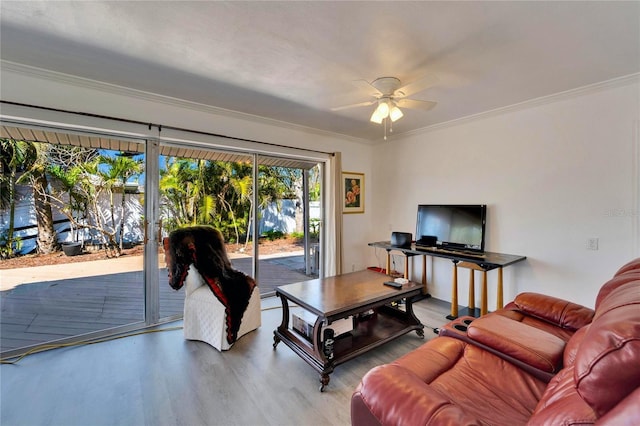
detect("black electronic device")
(418, 235), (437, 247)
(383, 281), (403, 289)
(391, 231), (412, 247)
(415, 204), (487, 252)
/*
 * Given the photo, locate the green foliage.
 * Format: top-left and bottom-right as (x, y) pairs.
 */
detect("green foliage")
(159, 157), (309, 244)
(290, 231), (304, 241)
(0, 230), (22, 259)
(309, 218), (320, 237)
(262, 230), (285, 241)
(2, 140), (316, 255)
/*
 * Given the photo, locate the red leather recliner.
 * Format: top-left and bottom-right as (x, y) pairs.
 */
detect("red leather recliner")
(351, 258), (640, 425)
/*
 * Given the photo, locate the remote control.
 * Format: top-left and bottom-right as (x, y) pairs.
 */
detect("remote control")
(383, 281), (403, 289)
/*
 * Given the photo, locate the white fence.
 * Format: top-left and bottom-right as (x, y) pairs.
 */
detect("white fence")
(1, 185), (320, 254)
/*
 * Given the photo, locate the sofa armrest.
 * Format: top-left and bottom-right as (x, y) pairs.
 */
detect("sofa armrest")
(513, 292), (594, 331)
(351, 364), (482, 426)
(467, 314), (565, 373)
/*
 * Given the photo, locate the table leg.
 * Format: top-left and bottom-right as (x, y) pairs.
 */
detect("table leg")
(468, 269), (475, 311)
(422, 255), (428, 295)
(273, 294), (289, 349)
(404, 255), (409, 279)
(497, 267), (504, 309)
(481, 271), (488, 315)
(447, 262), (459, 320)
(319, 373), (330, 392)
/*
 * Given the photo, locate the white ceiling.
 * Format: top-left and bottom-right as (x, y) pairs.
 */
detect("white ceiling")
(1, 1), (639, 143)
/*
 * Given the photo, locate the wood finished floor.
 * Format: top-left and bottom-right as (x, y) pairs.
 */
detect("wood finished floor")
(0, 295), (451, 426)
(1, 256), (313, 353)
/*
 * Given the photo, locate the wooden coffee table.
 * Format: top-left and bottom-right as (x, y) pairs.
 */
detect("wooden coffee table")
(273, 269), (424, 391)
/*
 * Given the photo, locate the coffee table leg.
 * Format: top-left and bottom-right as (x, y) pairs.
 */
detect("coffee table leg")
(319, 373), (330, 392)
(406, 297), (425, 338)
(273, 293), (290, 349)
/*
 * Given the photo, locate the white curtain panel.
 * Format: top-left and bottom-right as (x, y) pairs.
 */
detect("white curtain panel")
(324, 151), (343, 276)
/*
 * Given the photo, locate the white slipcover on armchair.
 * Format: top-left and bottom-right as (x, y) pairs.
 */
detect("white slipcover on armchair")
(183, 266), (261, 351)
(164, 226), (261, 352)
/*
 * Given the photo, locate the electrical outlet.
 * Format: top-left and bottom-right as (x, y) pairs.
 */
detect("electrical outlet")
(587, 238), (599, 250)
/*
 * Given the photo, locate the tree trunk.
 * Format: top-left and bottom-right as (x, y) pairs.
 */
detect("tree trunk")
(7, 170), (16, 256)
(119, 190), (126, 251)
(32, 173), (58, 254)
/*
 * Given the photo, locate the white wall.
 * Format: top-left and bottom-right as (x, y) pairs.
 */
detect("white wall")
(4, 64), (637, 303)
(371, 77), (640, 309)
(0, 63), (375, 274)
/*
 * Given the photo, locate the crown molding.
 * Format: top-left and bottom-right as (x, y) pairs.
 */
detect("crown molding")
(401, 72), (640, 139)
(0, 60), (370, 145)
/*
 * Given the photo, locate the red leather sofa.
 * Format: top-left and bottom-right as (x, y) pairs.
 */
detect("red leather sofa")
(351, 258), (640, 425)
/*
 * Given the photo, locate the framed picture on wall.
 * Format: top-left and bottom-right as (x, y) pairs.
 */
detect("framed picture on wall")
(343, 171), (364, 214)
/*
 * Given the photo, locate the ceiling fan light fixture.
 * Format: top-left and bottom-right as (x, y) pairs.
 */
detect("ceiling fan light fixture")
(389, 105), (403, 122)
(370, 111), (384, 124)
(370, 100), (390, 123)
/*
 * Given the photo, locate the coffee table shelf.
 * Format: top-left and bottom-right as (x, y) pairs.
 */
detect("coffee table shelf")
(333, 305), (421, 362)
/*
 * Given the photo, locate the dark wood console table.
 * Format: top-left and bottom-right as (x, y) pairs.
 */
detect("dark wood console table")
(368, 241), (526, 319)
(273, 269), (424, 391)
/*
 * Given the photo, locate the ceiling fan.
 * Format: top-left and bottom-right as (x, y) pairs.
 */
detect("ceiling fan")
(331, 75), (438, 139)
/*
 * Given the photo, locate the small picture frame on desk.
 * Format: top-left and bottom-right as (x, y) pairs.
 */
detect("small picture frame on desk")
(343, 171), (364, 214)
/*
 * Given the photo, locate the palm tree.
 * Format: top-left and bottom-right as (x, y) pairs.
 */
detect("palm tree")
(47, 144), (100, 243)
(48, 164), (84, 242)
(14, 141), (58, 254)
(158, 157), (303, 247)
(99, 154), (143, 251)
(0, 139), (37, 257)
(160, 158), (200, 229)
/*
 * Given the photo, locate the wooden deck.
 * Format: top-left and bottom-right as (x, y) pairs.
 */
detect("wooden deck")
(0, 255), (312, 353)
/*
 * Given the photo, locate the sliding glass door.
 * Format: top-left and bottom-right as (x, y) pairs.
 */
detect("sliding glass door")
(0, 126), (150, 355)
(256, 157), (322, 296)
(1, 121), (328, 357)
(156, 144), (324, 316)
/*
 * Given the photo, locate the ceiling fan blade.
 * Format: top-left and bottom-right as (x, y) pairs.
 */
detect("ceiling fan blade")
(352, 79), (383, 97)
(395, 75), (439, 98)
(331, 100), (376, 111)
(396, 99), (437, 111)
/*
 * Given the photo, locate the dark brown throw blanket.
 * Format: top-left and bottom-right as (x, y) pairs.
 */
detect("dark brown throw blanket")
(164, 226), (257, 345)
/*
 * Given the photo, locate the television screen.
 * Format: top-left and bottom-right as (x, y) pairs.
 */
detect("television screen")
(415, 204), (487, 252)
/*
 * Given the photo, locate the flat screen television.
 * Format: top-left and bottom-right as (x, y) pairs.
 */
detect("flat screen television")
(415, 204), (487, 252)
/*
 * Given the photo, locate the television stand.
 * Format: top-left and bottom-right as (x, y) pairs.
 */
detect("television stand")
(368, 241), (526, 319)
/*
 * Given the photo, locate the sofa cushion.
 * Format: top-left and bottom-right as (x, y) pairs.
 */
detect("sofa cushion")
(352, 364), (484, 426)
(512, 292), (595, 331)
(594, 272), (640, 311)
(388, 337), (547, 426)
(528, 366), (598, 425)
(494, 308), (576, 342)
(575, 280), (640, 417)
(563, 324), (589, 367)
(466, 314), (566, 373)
